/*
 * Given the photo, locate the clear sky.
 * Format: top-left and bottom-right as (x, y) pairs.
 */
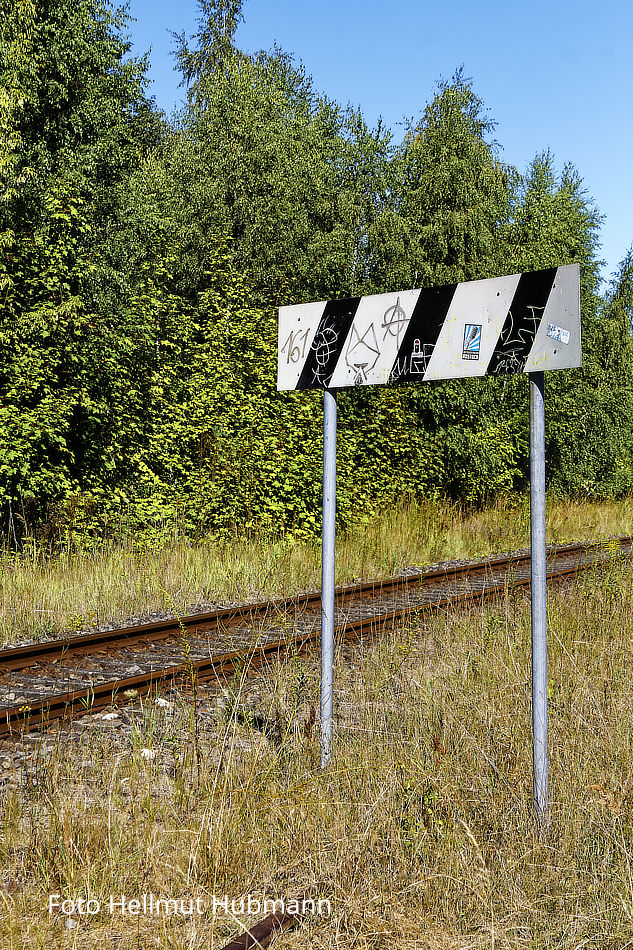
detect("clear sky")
(126, 0), (631, 288)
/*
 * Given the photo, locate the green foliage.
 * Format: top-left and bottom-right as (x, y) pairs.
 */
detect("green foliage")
(0, 0), (631, 544)
(607, 245), (633, 334)
(174, 15), (393, 306)
(357, 72), (521, 503)
(175, 0), (244, 82)
(0, 0), (160, 532)
(504, 159), (633, 497)
(547, 246), (633, 497)
(382, 69), (512, 290)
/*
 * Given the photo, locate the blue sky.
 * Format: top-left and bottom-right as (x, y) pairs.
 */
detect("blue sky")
(126, 0), (631, 288)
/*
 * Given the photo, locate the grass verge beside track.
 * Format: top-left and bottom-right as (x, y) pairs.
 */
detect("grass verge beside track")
(1, 554), (633, 947)
(1, 494), (632, 646)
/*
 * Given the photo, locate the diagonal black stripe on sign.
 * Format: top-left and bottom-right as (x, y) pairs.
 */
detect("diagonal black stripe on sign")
(486, 268), (557, 376)
(388, 283), (458, 384)
(297, 296), (361, 390)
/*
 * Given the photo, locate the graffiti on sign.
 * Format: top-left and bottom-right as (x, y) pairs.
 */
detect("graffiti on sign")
(277, 265), (581, 390)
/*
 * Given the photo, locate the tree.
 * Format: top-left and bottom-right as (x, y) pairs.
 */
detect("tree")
(2, 0), (630, 542)
(379, 70), (512, 291)
(506, 151), (603, 286)
(173, 1), (392, 307)
(175, 0), (245, 82)
(341, 72), (520, 504)
(545, 245), (633, 497)
(503, 158), (633, 497)
(607, 244), (633, 335)
(0, 0), (160, 533)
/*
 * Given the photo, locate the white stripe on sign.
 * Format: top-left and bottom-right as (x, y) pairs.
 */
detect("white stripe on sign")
(277, 264), (581, 391)
(327, 289), (420, 388)
(422, 273), (519, 380)
(277, 301), (326, 391)
(524, 264), (580, 372)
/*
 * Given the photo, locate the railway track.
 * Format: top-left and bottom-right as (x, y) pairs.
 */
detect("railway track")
(0, 536), (631, 739)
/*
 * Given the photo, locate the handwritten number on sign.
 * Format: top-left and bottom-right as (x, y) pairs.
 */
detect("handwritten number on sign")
(282, 329), (310, 364)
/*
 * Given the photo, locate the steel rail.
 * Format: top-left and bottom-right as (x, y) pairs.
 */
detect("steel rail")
(0, 537), (630, 739)
(219, 894), (310, 949)
(0, 536), (628, 673)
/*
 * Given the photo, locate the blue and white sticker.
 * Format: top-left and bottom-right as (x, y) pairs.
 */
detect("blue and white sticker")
(546, 323), (570, 345)
(462, 323), (482, 360)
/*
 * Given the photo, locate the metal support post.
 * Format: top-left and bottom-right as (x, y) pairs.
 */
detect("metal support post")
(529, 371), (548, 825)
(320, 389), (337, 767)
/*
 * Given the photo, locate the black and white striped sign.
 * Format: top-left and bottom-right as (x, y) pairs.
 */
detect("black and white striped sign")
(277, 264), (580, 391)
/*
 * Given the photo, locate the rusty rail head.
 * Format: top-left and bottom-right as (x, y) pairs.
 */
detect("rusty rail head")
(219, 892), (316, 950)
(219, 910), (295, 950)
(1, 538), (631, 739)
(0, 535), (627, 673)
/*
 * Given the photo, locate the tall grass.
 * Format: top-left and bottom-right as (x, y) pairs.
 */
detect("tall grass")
(0, 494), (631, 646)
(1, 554), (633, 947)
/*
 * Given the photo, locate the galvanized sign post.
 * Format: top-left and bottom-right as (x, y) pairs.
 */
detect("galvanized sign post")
(530, 371), (548, 824)
(278, 264), (580, 815)
(320, 388), (337, 767)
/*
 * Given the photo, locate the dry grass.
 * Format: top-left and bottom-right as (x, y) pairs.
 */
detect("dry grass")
(1, 554), (633, 947)
(1, 494), (632, 646)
